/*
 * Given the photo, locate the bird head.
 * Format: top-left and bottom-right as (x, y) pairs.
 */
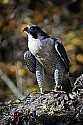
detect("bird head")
(23, 24), (49, 39)
(23, 24), (42, 39)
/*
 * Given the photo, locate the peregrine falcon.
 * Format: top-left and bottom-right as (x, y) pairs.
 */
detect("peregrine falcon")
(23, 24), (70, 93)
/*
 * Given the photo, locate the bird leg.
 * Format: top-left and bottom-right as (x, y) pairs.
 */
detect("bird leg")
(54, 64), (63, 91)
(36, 60), (44, 93)
(40, 88), (43, 94)
(54, 84), (62, 91)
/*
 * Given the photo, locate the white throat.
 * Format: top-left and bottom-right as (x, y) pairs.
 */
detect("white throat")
(25, 33), (55, 66)
(27, 33), (42, 56)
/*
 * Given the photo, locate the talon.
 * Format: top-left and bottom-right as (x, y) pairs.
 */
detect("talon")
(54, 85), (61, 91)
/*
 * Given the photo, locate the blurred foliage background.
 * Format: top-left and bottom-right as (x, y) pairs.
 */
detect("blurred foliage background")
(0, 0), (83, 102)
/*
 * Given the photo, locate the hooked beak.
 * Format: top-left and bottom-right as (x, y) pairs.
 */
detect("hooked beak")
(23, 26), (30, 33)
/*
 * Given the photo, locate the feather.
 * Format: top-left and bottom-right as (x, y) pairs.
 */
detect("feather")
(23, 50), (36, 73)
(54, 39), (70, 71)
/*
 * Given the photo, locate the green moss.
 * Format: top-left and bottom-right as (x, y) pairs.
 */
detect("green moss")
(55, 111), (65, 116)
(46, 101), (55, 109)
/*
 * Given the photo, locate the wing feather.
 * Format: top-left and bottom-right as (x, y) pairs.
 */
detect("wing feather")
(54, 39), (70, 71)
(23, 50), (36, 73)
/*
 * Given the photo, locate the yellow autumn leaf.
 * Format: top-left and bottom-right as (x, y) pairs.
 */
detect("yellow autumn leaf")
(65, 44), (74, 51)
(71, 38), (81, 46)
(66, 32), (75, 41)
(0, 0), (9, 4)
(76, 54), (83, 63)
(70, 64), (82, 72)
(16, 62), (22, 67)
(70, 54), (76, 61)
(18, 69), (25, 76)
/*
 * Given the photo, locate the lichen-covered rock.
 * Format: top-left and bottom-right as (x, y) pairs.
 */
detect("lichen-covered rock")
(73, 74), (83, 95)
(0, 74), (83, 125)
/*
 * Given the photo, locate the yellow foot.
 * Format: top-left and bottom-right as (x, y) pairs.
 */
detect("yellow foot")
(52, 89), (65, 94)
(40, 88), (43, 94)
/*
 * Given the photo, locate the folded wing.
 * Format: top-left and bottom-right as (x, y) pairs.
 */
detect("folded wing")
(54, 39), (70, 71)
(23, 50), (36, 73)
